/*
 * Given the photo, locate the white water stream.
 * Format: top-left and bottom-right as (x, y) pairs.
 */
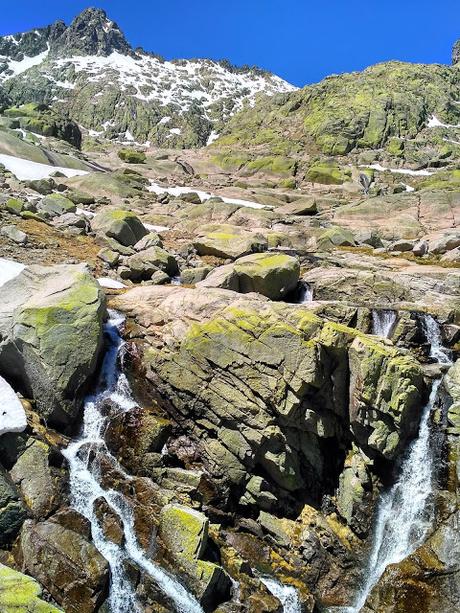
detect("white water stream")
(297, 282), (314, 303)
(63, 311), (203, 613)
(344, 314), (450, 612)
(260, 577), (302, 613)
(371, 309), (397, 339)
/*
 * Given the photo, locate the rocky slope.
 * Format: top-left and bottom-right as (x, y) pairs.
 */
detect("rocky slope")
(0, 15), (460, 613)
(0, 8), (295, 148)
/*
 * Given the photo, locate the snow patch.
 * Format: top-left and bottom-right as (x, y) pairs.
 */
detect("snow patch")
(143, 223), (170, 232)
(0, 376), (27, 436)
(427, 115), (460, 129)
(366, 164), (435, 177)
(97, 278), (127, 290)
(169, 128), (182, 135)
(3, 47), (49, 79)
(0, 258), (25, 288)
(148, 181), (269, 210)
(0, 154), (89, 181)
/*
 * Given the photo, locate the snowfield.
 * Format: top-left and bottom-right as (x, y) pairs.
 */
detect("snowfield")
(0, 376), (27, 436)
(148, 181), (269, 210)
(0, 154), (89, 181)
(0, 258), (25, 288)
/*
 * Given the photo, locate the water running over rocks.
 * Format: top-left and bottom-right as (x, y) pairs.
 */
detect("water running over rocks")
(371, 309), (397, 339)
(260, 577), (302, 613)
(344, 314), (450, 612)
(63, 311), (204, 613)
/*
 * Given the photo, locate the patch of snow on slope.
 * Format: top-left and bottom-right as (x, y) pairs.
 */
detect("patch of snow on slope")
(97, 278), (127, 290)
(427, 115), (460, 129)
(148, 182), (269, 210)
(0, 376), (27, 436)
(0, 154), (89, 181)
(52, 52), (296, 116)
(4, 47), (49, 79)
(0, 258), (25, 288)
(366, 164), (435, 177)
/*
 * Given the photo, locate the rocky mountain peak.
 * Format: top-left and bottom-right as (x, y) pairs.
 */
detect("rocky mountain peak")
(49, 7), (132, 57)
(453, 39), (460, 65)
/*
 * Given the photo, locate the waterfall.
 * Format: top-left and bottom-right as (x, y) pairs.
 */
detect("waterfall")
(63, 311), (203, 613)
(345, 314), (450, 611)
(422, 314), (452, 364)
(297, 282), (314, 303)
(260, 577), (302, 613)
(371, 309), (397, 339)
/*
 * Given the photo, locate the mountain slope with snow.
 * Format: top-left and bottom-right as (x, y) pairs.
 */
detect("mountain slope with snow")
(0, 8), (296, 147)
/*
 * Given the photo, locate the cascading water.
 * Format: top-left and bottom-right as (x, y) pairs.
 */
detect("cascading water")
(371, 309), (397, 339)
(63, 311), (203, 613)
(297, 282), (314, 303)
(343, 314), (450, 612)
(260, 577), (302, 613)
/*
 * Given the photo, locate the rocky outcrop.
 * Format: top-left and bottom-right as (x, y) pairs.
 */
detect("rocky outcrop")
(113, 286), (425, 511)
(453, 40), (460, 65)
(20, 519), (109, 613)
(0, 563), (63, 612)
(199, 252), (300, 300)
(91, 209), (148, 247)
(159, 504), (232, 610)
(0, 264), (105, 429)
(193, 224), (268, 259)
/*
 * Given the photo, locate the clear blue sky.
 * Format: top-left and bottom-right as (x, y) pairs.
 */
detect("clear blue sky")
(1, 1), (459, 87)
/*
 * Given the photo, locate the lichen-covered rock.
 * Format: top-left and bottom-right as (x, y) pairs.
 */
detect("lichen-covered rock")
(0, 264), (105, 429)
(0, 563), (63, 612)
(37, 194), (76, 219)
(113, 287), (425, 510)
(91, 208), (148, 246)
(233, 252), (300, 300)
(349, 336), (424, 459)
(193, 225), (268, 259)
(126, 246), (178, 280)
(159, 504), (232, 610)
(117, 148), (146, 164)
(10, 439), (61, 518)
(20, 519), (109, 613)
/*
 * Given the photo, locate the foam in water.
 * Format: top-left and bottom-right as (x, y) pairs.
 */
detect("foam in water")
(297, 282), (313, 303)
(371, 309), (397, 339)
(345, 314), (449, 611)
(260, 576), (302, 613)
(63, 311), (203, 613)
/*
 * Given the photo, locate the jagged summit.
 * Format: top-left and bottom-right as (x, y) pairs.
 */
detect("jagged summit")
(0, 7), (295, 147)
(49, 8), (132, 57)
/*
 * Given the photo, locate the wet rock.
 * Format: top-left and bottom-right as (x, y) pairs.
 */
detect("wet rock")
(0, 466), (27, 546)
(20, 519), (109, 613)
(10, 439), (61, 518)
(159, 504), (232, 610)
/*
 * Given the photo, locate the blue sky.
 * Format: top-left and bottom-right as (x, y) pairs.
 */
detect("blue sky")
(1, 1), (459, 87)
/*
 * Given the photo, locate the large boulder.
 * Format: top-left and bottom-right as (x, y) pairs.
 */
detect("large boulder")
(20, 519), (109, 613)
(0, 563), (63, 612)
(126, 246), (179, 281)
(37, 194), (76, 219)
(159, 504), (232, 610)
(193, 225), (268, 259)
(198, 253), (300, 300)
(91, 209), (148, 246)
(233, 252), (300, 300)
(0, 264), (106, 429)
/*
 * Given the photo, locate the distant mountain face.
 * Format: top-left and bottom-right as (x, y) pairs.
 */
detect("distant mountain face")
(0, 8), (296, 147)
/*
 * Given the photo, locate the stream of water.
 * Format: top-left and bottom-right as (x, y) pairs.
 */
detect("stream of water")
(260, 577), (302, 613)
(371, 309), (397, 339)
(344, 314), (450, 611)
(63, 311), (204, 613)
